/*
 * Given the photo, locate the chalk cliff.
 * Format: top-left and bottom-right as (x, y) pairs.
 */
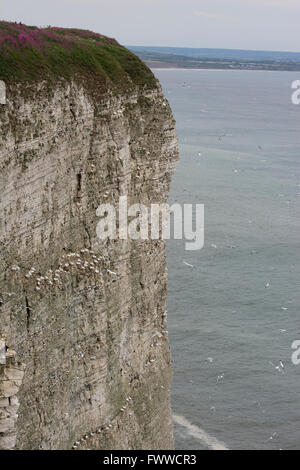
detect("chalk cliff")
(0, 23), (178, 450)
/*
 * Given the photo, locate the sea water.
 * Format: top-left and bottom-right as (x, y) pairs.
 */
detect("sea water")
(154, 69), (300, 450)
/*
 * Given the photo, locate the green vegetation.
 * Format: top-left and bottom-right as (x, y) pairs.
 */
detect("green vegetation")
(0, 22), (156, 90)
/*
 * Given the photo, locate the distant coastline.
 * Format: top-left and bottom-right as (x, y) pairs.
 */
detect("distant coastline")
(146, 62), (300, 72)
(143, 59), (300, 72)
(128, 46), (300, 72)
(150, 67), (299, 73)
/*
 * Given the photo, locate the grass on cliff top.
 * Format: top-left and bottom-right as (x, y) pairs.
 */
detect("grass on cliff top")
(0, 22), (156, 90)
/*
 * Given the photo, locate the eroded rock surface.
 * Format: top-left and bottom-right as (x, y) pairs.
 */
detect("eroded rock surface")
(0, 347), (25, 449)
(0, 77), (178, 449)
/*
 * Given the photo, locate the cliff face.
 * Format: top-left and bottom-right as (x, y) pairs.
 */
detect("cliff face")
(0, 25), (179, 450)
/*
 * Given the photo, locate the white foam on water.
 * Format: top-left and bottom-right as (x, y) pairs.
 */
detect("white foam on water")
(173, 414), (229, 451)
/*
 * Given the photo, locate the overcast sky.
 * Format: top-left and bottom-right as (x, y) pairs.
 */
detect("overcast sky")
(2, 0), (300, 52)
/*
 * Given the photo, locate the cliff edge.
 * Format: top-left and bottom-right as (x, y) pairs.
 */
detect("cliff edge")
(0, 23), (179, 450)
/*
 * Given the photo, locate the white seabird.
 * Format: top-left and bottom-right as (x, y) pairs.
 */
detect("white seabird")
(183, 261), (194, 268)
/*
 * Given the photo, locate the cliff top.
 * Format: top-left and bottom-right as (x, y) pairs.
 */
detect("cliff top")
(0, 21), (156, 90)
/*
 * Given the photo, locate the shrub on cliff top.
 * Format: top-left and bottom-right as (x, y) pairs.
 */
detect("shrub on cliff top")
(0, 22), (156, 90)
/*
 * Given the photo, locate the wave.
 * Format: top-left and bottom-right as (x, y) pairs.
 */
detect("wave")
(173, 414), (229, 451)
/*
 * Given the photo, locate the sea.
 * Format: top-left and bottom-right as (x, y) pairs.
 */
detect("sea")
(153, 69), (300, 450)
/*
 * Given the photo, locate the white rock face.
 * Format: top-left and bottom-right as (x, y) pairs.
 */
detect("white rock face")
(0, 340), (5, 365)
(0, 81), (6, 105)
(0, 348), (24, 449)
(0, 79), (178, 449)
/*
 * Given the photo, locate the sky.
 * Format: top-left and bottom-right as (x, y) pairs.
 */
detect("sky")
(1, 0), (300, 52)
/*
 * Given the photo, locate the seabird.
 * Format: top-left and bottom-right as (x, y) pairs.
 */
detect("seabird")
(107, 269), (117, 275)
(269, 361), (284, 373)
(183, 261), (194, 268)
